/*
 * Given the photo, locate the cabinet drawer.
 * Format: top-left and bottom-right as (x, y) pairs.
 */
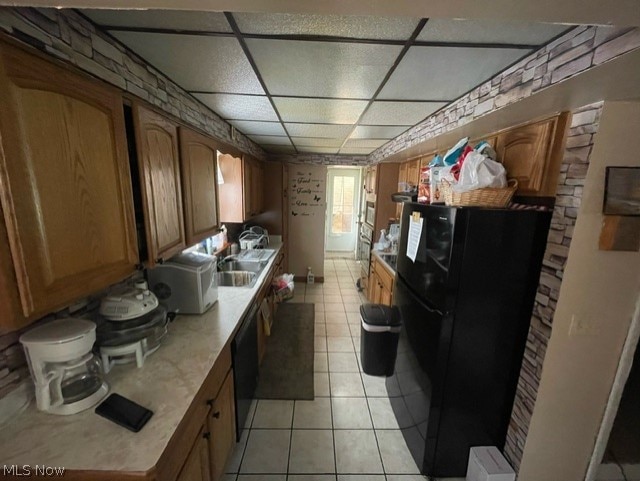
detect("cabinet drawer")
(202, 345), (232, 402)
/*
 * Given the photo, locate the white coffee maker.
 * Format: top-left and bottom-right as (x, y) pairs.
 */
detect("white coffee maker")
(20, 318), (109, 415)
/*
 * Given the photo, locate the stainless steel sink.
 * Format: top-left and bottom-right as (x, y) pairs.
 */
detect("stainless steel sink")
(215, 271), (258, 288)
(218, 260), (265, 274)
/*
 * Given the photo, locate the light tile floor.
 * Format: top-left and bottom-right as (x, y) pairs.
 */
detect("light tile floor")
(224, 259), (464, 481)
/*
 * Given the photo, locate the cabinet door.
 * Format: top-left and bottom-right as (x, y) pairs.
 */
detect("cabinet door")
(380, 284), (392, 306)
(218, 153), (244, 223)
(495, 119), (554, 195)
(254, 160), (264, 215)
(0, 41), (137, 321)
(209, 371), (236, 481)
(398, 162), (408, 190)
(177, 424), (212, 481)
(133, 103), (185, 264)
(243, 157), (254, 219)
(407, 159), (420, 187)
(179, 128), (220, 246)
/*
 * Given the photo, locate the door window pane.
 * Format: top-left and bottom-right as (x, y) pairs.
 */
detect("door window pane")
(331, 175), (355, 234)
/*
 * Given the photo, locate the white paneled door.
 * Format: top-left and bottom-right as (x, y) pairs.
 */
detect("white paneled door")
(325, 168), (361, 252)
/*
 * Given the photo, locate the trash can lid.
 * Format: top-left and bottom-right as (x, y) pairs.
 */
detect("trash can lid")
(360, 304), (401, 327)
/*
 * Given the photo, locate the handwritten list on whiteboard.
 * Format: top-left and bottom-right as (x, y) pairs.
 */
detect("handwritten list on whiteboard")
(290, 169), (326, 217)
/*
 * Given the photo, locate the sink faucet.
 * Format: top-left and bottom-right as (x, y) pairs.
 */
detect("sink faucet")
(218, 255), (237, 270)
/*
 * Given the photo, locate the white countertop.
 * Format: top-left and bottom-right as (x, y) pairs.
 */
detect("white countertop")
(372, 249), (397, 275)
(0, 242), (283, 473)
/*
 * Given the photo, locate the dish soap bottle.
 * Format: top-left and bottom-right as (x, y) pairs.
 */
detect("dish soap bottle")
(307, 267), (315, 284)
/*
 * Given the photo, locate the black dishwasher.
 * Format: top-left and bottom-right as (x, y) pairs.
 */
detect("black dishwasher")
(232, 302), (259, 440)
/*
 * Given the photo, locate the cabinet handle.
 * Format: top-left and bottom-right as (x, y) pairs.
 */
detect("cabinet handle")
(203, 432), (211, 440)
(206, 399), (214, 407)
(212, 411), (221, 419)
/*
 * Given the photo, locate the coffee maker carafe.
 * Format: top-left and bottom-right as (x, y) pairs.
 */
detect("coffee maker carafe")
(20, 318), (109, 415)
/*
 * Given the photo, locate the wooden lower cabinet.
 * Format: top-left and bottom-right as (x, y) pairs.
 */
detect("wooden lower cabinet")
(156, 347), (235, 481)
(257, 249), (285, 364)
(368, 257), (394, 306)
(208, 372), (236, 481)
(177, 425), (212, 481)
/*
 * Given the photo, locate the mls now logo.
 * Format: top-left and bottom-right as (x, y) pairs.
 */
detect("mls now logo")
(3, 465), (66, 476)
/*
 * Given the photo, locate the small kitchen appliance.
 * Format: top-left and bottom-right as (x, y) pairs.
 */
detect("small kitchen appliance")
(96, 281), (169, 373)
(20, 318), (109, 415)
(147, 252), (218, 314)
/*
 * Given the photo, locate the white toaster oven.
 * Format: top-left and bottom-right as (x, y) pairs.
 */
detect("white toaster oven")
(147, 252), (218, 314)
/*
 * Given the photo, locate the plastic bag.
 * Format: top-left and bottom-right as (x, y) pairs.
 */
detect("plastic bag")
(452, 151), (507, 193)
(272, 273), (295, 301)
(443, 137), (469, 166)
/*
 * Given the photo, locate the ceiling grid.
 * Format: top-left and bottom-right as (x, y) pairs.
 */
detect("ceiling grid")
(83, 8), (570, 155)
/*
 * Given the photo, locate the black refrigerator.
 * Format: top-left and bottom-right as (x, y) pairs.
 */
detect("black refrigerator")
(386, 202), (551, 477)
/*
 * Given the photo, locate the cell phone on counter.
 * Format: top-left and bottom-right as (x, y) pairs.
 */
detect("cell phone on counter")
(95, 393), (153, 432)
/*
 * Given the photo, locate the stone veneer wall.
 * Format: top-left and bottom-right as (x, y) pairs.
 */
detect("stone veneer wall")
(0, 7), (372, 400)
(503, 102), (604, 468)
(369, 26), (640, 163)
(274, 154), (369, 166)
(0, 7), (267, 160)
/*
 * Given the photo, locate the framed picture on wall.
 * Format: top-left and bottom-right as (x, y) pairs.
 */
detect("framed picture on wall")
(603, 167), (640, 216)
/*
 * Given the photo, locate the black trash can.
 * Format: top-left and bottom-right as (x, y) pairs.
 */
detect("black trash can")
(360, 304), (402, 376)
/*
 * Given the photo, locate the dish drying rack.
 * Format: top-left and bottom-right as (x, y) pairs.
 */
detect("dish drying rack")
(239, 226), (269, 250)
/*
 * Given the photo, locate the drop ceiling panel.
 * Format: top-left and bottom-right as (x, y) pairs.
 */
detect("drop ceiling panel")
(297, 146), (340, 154)
(248, 135), (292, 145)
(229, 120), (286, 136)
(292, 137), (345, 148)
(111, 31), (264, 94)
(378, 46), (528, 100)
(351, 125), (408, 139)
(343, 138), (388, 149)
(285, 123), (353, 139)
(234, 13), (419, 40)
(82, 9), (232, 31)
(193, 93), (278, 121)
(417, 19), (568, 45)
(340, 147), (377, 155)
(274, 98), (368, 124)
(360, 101), (447, 126)
(246, 39), (402, 98)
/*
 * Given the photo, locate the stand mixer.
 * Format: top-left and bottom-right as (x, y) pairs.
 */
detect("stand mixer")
(20, 318), (109, 415)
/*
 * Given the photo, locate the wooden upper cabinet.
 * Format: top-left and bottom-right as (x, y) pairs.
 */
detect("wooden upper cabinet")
(0, 41), (137, 325)
(218, 154), (264, 223)
(133, 103), (185, 265)
(252, 158), (264, 216)
(407, 159), (421, 187)
(495, 113), (569, 197)
(179, 127), (220, 246)
(398, 161), (410, 190)
(243, 157), (255, 219)
(218, 153), (243, 223)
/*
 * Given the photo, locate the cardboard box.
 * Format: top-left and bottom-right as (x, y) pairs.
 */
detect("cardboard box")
(466, 446), (516, 481)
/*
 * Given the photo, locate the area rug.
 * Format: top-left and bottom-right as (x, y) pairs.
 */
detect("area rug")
(255, 302), (315, 400)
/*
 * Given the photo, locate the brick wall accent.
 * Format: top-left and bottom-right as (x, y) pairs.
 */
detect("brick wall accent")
(0, 330), (29, 399)
(503, 102), (604, 469)
(369, 26), (639, 163)
(274, 154), (369, 166)
(0, 7), (267, 161)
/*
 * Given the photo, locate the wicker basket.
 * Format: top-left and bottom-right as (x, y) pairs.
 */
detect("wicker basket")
(441, 179), (518, 207)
